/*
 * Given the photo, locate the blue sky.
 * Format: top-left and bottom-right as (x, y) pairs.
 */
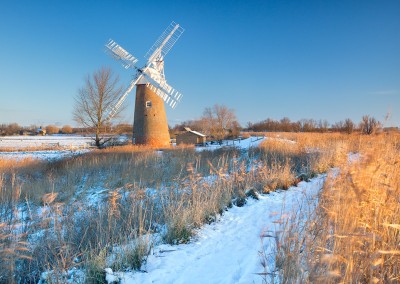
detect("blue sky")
(1, 0), (399, 128)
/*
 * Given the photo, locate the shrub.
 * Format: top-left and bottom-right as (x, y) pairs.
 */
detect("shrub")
(61, 125), (73, 134)
(46, 125), (60, 135)
(360, 115), (381, 135)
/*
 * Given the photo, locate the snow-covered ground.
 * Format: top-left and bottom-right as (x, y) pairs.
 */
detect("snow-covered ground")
(106, 175), (325, 284)
(0, 136), (92, 161)
(0, 135), (130, 161)
(0, 149), (90, 161)
(0, 135), (93, 149)
(195, 136), (266, 151)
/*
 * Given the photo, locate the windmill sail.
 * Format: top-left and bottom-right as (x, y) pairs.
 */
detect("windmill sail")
(140, 52), (183, 109)
(143, 66), (173, 93)
(145, 83), (182, 109)
(145, 22), (184, 62)
(105, 39), (138, 69)
(104, 74), (143, 121)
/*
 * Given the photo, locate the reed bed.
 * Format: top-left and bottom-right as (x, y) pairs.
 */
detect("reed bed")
(0, 133), (373, 283)
(274, 133), (400, 283)
(0, 158), (41, 172)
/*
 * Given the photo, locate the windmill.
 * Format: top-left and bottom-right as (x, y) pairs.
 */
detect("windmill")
(104, 21), (184, 146)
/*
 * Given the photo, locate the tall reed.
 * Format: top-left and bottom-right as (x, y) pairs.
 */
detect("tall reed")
(274, 133), (400, 283)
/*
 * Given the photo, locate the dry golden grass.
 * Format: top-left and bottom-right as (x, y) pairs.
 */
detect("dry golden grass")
(0, 223), (31, 283)
(275, 133), (400, 283)
(100, 144), (167, 153)
(0, 158), (41, 172)
(0, 145), (66, 152)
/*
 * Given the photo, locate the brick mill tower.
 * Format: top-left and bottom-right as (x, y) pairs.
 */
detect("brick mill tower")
(133, 82), (170, 146)
(104, 22), (184, 147)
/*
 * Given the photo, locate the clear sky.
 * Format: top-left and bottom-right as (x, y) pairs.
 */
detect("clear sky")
(1, 0), (399, 128)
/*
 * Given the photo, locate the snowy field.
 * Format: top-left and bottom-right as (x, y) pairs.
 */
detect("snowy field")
(195, 136), (266, 151)
(0, 136), (265, 161)
(0, 135), (94, 150)
(0, 135), (132, 161)
(0, 149), (91, 161)
(0, 135), (93, 161)
(106, 175), (325, 284)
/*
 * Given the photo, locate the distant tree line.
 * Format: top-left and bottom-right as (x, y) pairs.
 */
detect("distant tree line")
(0, 123), (76, 136)
(246, 117), (332, 133)
(0, 113), (388, 139)
(170, 113), (386, 140)
(0, 123), (132, 136)
(244, 115), (384, 135)
(0, 123), (22, 136)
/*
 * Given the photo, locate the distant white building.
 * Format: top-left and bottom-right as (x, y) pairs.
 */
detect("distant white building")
(36, 126), (46, 136)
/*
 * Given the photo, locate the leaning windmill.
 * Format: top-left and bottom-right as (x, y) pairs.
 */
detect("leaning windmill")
(104, 22), (184, 146)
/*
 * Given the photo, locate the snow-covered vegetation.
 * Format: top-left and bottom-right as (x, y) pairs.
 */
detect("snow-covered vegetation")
(0, 133), (398, 283)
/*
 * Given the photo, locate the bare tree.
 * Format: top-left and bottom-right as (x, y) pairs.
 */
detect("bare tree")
(201, 104), (239, 140)
(332, 118), (355, 134)
(73, 67), (124, 148)
(332, 120), (344, 132)
(360, 115), (381, 135)
(280, 117), (292, 132)
(300, 119), (317, 132)
(343, 118), (355, 134)
(317, 119), (330, 133)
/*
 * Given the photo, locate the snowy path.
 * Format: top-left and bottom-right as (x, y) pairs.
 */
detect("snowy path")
(115, 176), (325, 284)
